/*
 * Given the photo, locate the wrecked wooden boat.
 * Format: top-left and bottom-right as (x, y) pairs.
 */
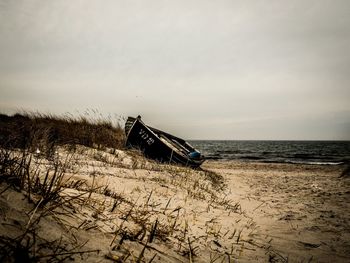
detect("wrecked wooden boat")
(125, 116), (205, 168)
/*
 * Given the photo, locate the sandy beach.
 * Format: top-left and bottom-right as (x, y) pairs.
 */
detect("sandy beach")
(1, 147), (349, 262)
(2, 0), (350, 261)
(205, 161), (350, 262)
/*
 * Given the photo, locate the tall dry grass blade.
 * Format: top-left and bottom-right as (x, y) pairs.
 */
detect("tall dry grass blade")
(148, 219), (158, 243)
(148, 253), (157, 263)
(136, 240), (148, 263)
(163, 197), (172, 214)
(25, 154), (32, 201)
(188, 237), (193, 263)
(26, 197), (43, 230)
(145, 190), (153, 207)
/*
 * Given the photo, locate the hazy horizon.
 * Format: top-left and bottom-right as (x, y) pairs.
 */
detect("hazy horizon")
(1, 0), (349, 140)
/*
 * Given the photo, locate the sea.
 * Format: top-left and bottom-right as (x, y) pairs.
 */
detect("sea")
(189, 140), (350, 165)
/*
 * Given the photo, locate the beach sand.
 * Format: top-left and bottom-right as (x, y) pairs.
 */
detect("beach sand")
(0, 147), (349, 262)
(205, 161), (350, 262)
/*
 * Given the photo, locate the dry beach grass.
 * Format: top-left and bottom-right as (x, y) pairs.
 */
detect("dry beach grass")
(0, 113), (349, 262)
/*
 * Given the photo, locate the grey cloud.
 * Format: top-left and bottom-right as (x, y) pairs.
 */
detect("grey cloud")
(0, 0), (349, 139)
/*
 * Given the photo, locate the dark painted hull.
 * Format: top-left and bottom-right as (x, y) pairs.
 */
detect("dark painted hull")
(125, 117), (205, 168)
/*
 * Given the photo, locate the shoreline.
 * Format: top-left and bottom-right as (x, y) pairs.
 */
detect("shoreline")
(204, 158), (347, 166)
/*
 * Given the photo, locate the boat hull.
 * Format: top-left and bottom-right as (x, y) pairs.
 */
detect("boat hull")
(125, 118), (204, 168)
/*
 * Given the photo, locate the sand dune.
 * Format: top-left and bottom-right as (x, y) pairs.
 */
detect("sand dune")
(0, 147), (349, 262)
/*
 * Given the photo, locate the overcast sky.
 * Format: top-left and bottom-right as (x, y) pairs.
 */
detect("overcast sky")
(0, 0), (349, 140)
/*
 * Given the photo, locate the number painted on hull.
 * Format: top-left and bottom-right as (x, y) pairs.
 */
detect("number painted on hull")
(146, 138), (155, 145)
(138, 129), (154, 145)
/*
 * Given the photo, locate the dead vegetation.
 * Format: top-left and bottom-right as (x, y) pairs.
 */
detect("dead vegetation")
(0, 111), (277, 262)
(0, 111), (125, 152)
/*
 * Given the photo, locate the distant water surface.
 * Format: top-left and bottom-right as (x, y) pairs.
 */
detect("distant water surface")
(189, 140), (350, 165)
